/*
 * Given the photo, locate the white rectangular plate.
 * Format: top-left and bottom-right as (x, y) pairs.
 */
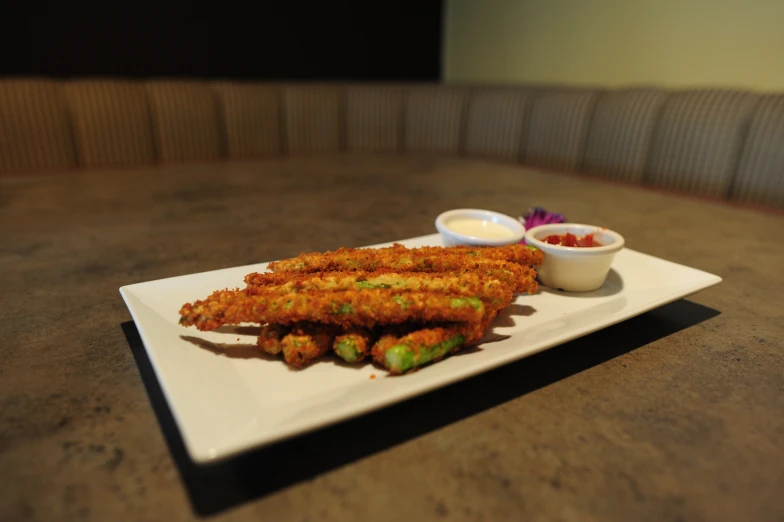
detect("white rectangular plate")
(120, 234), (721, 464)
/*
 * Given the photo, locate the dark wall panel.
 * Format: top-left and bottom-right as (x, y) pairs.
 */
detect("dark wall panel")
(2, 2), (443, 81)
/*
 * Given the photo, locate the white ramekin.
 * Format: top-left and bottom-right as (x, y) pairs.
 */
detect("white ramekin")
(435, 209), (526, 247)
(524, 223), (625, 292)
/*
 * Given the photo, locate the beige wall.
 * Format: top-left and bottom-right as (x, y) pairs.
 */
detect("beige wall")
(443, 0), (784, 91)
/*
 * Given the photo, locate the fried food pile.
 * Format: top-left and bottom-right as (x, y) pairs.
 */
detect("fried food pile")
(179, 243), (543, 375)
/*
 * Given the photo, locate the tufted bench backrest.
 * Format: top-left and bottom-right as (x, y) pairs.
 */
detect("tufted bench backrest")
(0, 78), (781, 209)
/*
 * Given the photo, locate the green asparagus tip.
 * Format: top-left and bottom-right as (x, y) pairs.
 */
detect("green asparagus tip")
(385, 345), (416, 373)
(336, 339), (360, 362)
(385, 334), (466, 374)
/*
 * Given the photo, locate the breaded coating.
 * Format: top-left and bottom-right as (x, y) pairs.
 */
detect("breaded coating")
(243, 270), (515, 306)
(179, 290), (486, 331)
(268, 247), (376, 274)
(385, 243), (544, 266)
(256, 323), (290, 355)
(281, 323), (338, 368)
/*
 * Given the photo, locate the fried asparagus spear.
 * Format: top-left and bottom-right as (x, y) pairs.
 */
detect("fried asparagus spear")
(259, 257), (536, 294)
(179, 290), (486, 331)
(267, 243), (543, 275)
(385, 243), (544, 266)
(371, 325), (466, 375)
(332, 326), (375, 363)
(243, 271), (519, 306)
(371, 311), (500, 374)
(258, 323), (375, 365)
(257, 323), (290, 355)
(281, 323), (338, 368)
(383, 327), (467, 375)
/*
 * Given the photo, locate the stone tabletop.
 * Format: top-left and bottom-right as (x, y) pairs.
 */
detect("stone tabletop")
(2, 155), (783, 522)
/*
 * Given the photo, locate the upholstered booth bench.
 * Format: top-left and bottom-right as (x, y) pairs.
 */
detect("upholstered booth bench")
(1, 79), (782, 209)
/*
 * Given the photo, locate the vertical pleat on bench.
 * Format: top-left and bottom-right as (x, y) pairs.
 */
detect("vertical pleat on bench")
(145, 80), (222, 163)
(730, 94), (784, 209)
(283, 86), (341, 154)
(404, 86), (467, 153)
(0, 78), (76, 174)
(644, 90), (758, 198)
(582, 88), (667, 183)
(345, 85), (402, 152)
(464, 88), (530, 160)
(64, 80), (156, 168)
(212, 82), (281, 159)
(523, 89), (600, 171)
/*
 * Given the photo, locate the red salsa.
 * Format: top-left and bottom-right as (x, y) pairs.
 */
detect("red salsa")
(542, 232), (603, 247)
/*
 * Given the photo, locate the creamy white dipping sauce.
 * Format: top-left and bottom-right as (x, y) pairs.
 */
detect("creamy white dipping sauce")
(446, 218), (516, 239)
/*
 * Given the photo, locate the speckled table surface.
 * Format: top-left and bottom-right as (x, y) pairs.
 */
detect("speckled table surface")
(2, 155), (783, 522)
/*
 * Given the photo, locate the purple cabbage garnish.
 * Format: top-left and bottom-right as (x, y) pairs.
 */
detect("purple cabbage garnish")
(518, 207), (566, 243)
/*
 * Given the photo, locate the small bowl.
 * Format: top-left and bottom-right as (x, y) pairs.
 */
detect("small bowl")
(525, 223), (625, 292)
(435, 209), (525, 247)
